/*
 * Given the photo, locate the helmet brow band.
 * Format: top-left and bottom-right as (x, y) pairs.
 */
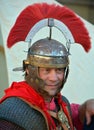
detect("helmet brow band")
(25, 55), (69, 68)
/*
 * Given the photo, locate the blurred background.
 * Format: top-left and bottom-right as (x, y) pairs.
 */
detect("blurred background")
(56, 0), (94, 24)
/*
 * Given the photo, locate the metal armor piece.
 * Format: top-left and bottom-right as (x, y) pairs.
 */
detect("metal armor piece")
(0, 97), (48, 130)
(58, 110), (70, 129)
(24, 38), (69, 68)
(25, 18), (74, 46)
(0, 96), (72, 130)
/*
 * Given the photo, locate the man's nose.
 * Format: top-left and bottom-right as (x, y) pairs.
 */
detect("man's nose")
(49, 70), (58, 81)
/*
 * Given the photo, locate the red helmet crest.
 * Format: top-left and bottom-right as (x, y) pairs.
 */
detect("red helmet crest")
(7, 3), (91, 52)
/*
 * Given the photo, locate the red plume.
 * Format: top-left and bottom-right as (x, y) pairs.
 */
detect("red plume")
(7, 3), (91, 52)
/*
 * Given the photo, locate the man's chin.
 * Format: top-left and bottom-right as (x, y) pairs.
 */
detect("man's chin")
(44, 87), (60, 97)
(47, 90), (58, 97)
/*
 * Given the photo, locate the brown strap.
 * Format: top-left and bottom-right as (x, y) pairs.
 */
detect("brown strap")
(48, 110), (69, 130)
(65, 106), (74, 130)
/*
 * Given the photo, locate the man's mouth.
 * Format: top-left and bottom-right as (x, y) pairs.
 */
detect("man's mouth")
(45, 82), (61, 86)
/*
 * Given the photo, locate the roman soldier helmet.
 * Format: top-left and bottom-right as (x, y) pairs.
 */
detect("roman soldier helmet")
(7, 3), (91, 94)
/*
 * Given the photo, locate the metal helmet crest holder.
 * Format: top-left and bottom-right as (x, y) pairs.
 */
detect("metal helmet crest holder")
(22, 18), (75, 70)
(25, 18), (74, 45)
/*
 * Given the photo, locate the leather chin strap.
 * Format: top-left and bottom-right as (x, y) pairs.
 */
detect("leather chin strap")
(64, 66), (69, 84)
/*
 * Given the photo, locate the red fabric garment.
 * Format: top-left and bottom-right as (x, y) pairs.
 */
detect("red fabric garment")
(45, 98), (56, 111)
(71, 103), (83, 130)
(0, 81), (74, 130)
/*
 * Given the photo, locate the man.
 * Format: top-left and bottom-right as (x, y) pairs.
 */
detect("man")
(0, 38), (94, 130)
(0, 3), (94, 130)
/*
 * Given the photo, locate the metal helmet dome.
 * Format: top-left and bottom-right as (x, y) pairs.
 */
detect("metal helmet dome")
(24, 38), (69, 69)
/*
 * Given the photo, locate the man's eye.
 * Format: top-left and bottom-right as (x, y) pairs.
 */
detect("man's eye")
(56, 68), (64, 73)
(45, 69), (50, 73)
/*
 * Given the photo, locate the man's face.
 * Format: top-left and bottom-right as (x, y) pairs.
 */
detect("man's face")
(38, 67), (64, 96)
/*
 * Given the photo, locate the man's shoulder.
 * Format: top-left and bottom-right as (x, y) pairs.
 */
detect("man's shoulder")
(61, 95), (72, 115)
(0, 97), (47, 130)
(61, 95), (70, 105)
